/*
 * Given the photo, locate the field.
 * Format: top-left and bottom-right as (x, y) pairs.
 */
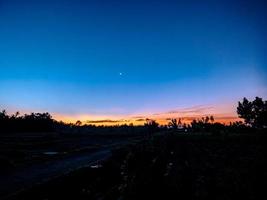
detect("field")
(5, 131), (267, 200)
(0, 131), (141, 199)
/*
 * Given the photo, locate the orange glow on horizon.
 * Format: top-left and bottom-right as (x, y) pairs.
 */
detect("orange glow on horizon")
(8, 102), (242, 126)
(53, 113), (241, 126)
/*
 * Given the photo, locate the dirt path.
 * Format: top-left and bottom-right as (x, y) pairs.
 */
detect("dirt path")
(0, 141), (130, 199)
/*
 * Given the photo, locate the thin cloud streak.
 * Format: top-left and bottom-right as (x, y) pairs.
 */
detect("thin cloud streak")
(153, 105), (214, 116)
(52, 103), (240, 126)
(86, 119), (130, 124)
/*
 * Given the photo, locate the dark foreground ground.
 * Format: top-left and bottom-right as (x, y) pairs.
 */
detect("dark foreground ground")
(0, 132), (141, 199)
(6, 131), (267, 200)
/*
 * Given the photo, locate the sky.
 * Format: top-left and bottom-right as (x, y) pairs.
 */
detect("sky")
(0, 0), (266, 125)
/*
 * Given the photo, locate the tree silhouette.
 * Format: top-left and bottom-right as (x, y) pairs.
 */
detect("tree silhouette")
(75, 120), (82, 126)
(168, 119), (178, 129)
(0, 110), (8, 120)
(205, 116), (210, 123)
(210, 116), (214, 123)
(178, 118), (182, 128)
(237, 97), (267, 128)
(190, 116), (221, 132)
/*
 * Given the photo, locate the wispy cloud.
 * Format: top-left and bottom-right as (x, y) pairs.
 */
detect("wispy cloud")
(153, 105), (214, 116)
(55, 104), (239, 126)
(131, 115), (146, 119)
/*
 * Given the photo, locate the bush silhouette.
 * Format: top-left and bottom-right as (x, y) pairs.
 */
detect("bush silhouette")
(144, 119), (159, 136)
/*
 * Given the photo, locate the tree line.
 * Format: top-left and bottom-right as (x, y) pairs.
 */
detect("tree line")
(0, 97), (266, 133)
(0, 111), (55, 132)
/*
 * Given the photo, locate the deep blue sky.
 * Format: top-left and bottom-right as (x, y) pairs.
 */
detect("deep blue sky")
(0, 0), (266, 122)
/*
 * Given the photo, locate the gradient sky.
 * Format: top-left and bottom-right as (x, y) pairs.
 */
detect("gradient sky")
(0, 0), (266, 124)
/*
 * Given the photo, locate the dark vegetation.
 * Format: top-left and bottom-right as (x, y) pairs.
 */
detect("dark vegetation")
(1, 97), (267, 200)
(11, 132), (267, 200)
(0, 111), (55, 132)
(0, 110), (151, 135)
(237, 97), (267, 128)
(1, 96), (266, 134)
